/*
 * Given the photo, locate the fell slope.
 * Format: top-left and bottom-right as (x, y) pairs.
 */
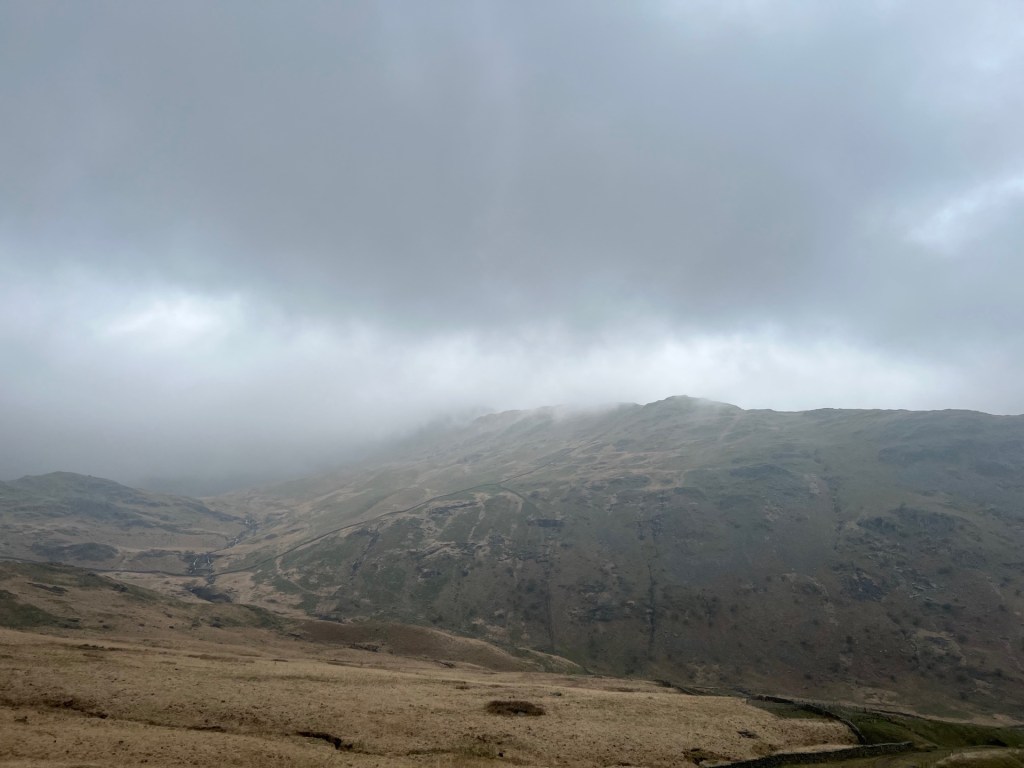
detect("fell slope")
(0, 562), (854, 768)
(4, 398), (1023, 719)
(210, 398), (1024, 717)
(0, 471), (245, 573)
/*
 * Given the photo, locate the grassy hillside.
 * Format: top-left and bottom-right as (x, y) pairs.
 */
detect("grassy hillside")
(3, 562), (1020, 768)
(208, 398), (1024, 717)
(0, 471), (244, 573)
(5, 398), (1023, 719)
(0, 561), (858, 768)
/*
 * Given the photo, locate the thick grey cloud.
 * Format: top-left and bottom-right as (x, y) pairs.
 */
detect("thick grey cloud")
(1, 1), (1022, 488)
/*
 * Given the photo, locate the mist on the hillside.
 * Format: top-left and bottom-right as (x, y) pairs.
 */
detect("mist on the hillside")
(2, 1), (1023, 490)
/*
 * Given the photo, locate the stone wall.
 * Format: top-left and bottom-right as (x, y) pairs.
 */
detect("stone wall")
(712, 741), (915, 768)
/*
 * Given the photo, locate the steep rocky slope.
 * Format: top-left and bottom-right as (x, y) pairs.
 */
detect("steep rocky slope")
(210, 398), (1024, 716)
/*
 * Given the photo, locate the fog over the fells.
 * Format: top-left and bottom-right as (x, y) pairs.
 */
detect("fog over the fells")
(2, 1), (1022, 491)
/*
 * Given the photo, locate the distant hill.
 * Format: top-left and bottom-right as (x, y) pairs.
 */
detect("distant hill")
(0, 471), (243, 573)
(207, 397), (1024, 717)
(5, 399), (1024, 718)
(0, 559), (568, 673)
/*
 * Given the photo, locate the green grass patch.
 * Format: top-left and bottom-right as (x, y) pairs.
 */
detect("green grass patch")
(0, 589), (76, 629)
(937, 749), (1024, 768)
(748, 700), (832, 720)
(840, 710), (1024, 749)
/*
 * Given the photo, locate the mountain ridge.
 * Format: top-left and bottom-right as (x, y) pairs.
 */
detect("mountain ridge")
(3, 397), (1024, 719)
(203, 397), (1024, 717)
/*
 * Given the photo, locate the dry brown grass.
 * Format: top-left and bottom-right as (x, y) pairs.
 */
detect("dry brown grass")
(0, 625), (854, 768)
(0, 563), (854, 766)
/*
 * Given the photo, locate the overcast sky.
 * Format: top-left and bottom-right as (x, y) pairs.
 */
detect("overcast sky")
(2, 1), (1023, 489)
